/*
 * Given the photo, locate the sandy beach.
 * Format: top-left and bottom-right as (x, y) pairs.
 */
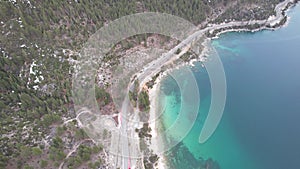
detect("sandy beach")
(148, 73), (168, 169)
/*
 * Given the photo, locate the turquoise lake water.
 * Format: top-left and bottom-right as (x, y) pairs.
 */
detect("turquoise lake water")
(159, 4), (300, 169)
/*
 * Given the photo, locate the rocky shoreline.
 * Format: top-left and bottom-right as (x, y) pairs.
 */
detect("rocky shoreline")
(208, 0), (299, 39)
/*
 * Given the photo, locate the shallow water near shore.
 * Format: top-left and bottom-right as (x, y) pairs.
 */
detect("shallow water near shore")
(159, 4), (300, 169)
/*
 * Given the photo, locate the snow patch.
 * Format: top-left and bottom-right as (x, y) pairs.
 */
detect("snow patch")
(29, 61), (37, 75)
(33, 85), (39, 90)
(20, 44), (27, 48)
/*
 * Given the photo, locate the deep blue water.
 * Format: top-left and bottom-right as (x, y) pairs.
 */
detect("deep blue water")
(160, 4), (300, 169)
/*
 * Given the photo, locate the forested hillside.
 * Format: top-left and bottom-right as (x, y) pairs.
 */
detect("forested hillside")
(0, 0), (283, 168)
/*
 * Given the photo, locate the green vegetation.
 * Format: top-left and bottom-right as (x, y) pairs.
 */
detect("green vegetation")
(23, 164), (34, 169)
(175, 48), (182, 54)
(144, 154), (159, 169)
(95, 86), (111, 107)
(129, 80), (139, 107)
(180, 51), (197, 62)
(31, 147), (42, 156)
(136, 123), (152, 139)
(75, 128), (88, 140)
(88, 160), (103, 169)
(136, 123), (157, 169)
(65, 145), (102, 169)
(146, 72), (161, 89)
(214, 0), (283, 23)
(40, 160), (48, 168)
(49, 137), (66, 162)
(56, 126), (66, 136)
(138, 90), (150, 112)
